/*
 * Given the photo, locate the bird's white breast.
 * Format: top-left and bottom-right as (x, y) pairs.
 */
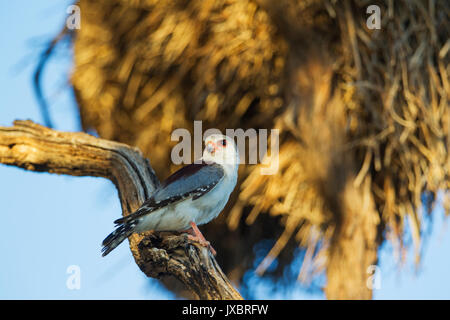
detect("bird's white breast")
(193, 173), (237, 226)
(137, 168), (237, 232)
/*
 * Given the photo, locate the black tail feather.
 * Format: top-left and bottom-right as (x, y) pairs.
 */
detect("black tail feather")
(101, 220), (138, 257)
(113, 213), (138, 225)
(113, 216), (127, 225)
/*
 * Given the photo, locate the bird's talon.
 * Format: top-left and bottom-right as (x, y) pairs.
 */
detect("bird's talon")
(209, 245), (217, 256)
(187, 235), (216, 255)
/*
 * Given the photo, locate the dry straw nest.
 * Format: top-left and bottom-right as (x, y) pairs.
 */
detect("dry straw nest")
(46, 0), (449, 296)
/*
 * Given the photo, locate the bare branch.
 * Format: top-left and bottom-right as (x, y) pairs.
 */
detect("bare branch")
(0, 120), (243, 300)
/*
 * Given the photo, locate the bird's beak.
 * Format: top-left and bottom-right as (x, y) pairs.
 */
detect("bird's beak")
(206, 141), (216, 154)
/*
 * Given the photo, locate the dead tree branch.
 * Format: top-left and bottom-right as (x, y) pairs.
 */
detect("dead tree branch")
(0, 120), (242, 300)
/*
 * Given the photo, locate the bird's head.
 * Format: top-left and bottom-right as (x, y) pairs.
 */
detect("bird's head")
(202, 134), (240, 171)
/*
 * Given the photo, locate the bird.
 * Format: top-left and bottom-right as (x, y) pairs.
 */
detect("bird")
(101, 134), (239, 257)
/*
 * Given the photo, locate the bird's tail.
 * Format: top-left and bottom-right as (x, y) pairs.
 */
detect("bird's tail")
(101, 219), (138, 257)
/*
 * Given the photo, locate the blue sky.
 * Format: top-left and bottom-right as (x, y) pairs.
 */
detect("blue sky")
(0, 1), (449, 300)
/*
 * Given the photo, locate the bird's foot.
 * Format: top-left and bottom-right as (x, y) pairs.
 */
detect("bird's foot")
(182, 221), (217, 256)
(186, 234), (217, 256)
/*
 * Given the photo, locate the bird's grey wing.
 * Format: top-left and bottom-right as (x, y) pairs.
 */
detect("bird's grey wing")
(114, 161), (224, 225)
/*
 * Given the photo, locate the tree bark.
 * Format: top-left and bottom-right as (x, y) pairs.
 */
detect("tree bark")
(0, 120), (242, 300)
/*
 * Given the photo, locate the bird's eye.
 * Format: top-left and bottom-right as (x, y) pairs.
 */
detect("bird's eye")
(220, 139), (227, 147)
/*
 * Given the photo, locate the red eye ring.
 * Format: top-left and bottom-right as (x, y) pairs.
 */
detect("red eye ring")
(220, 139), (227, 147)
